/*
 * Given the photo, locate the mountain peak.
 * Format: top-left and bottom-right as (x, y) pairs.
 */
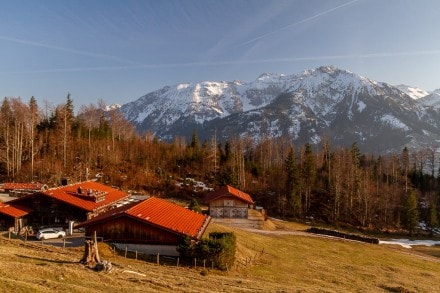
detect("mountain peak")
(317, 65), (340, 73)
(256, 72), (285, 81)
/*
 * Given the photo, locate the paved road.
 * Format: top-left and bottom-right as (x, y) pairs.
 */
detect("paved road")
(27, 234), (85, 248)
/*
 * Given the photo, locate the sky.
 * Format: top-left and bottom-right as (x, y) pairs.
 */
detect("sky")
(1, 0), (440, 109)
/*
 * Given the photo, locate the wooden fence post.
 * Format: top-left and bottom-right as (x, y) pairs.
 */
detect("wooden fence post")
(157, 253), (160, 265)
(125, 246), (127, 258)
(177, 257), (179, 267)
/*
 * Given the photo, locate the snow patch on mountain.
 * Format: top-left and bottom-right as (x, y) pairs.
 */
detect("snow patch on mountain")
(106, 104), (121, 111)
(395, 84), (430, 100)
(380, 114), (409, 131)
(357, 101), (366, 112)
(420, 90), (440, 109)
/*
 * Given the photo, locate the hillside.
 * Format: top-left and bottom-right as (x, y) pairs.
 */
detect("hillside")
(1, 223), (439, 292)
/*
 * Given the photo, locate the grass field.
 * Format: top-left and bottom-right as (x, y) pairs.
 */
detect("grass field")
(0, 221), (439, 292)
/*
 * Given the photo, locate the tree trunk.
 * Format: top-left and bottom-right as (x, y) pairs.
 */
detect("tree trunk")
(80, 231), (101, 266)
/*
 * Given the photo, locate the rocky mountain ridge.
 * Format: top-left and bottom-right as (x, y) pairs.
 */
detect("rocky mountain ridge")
(119, 66), (440, 153)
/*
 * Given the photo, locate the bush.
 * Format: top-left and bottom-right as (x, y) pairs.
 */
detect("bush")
(177, 232), (236, 270)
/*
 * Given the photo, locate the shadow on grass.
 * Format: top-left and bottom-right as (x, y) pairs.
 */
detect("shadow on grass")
(16, 254), (79, 265)
(379, 285), (411, 293)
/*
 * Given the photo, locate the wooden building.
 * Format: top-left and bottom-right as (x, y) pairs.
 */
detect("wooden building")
(76, 197), (211, 256)
(2, 182), (48, 197)
(0, 202), (31, 232)
(9, 181), (130, 228)
(204, 185), (254, 219)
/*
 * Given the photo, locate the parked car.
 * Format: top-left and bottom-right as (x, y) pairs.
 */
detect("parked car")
(36, 228), (66, 240)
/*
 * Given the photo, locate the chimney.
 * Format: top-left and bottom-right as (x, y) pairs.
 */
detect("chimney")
(61, 178), (69, 186)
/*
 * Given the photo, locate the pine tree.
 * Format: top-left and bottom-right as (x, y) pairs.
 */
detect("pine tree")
(189, 197), (202, 213)
(190, 130), (199, 150)
(401, 147), (410, 194)
(428, 203), (439, 237)
(284, 147), (301, 217)
(62, 93), (74, 168)
(402, 190), (419, 236)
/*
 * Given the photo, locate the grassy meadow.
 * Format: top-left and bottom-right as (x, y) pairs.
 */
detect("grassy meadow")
(0, 221), (439, 292)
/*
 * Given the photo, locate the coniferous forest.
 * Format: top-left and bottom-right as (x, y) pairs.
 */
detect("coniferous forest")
(1, 95), (439, 234)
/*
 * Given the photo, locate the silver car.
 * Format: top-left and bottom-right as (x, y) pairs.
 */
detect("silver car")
(36, 228), (66, 240)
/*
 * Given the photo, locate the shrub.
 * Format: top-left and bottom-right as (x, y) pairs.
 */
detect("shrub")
(177, 232), (236, 270)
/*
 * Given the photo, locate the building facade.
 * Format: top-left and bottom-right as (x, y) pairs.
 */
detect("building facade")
(204, 185), (254, 219)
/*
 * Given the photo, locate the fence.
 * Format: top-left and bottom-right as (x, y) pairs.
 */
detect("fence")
(111, 244), (226, 271)
(307, 227), (379, 244)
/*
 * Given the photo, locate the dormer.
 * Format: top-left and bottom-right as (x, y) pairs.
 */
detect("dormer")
(69, 188), (107, 202)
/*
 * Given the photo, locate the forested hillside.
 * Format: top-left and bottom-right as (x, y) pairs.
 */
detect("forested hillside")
(0, 95), (439, 233)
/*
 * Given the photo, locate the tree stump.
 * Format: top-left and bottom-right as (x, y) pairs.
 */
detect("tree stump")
(80, 231), (101, 267)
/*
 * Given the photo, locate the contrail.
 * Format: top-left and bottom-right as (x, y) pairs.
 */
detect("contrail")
(1, 49), (440, 74)
(0, 35), (141, 65)
(236, 0), (362, 48)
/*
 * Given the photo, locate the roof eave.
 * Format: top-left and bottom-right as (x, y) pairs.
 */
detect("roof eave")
(207, 194), (253, 205)
(195, 216), (212, 240)
(75, 212), (125, 228)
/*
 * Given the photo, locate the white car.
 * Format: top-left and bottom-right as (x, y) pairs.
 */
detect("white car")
(36, 228), (66, 240)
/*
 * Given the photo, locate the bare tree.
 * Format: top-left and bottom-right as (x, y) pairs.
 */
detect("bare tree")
(29, 96), (40, 181)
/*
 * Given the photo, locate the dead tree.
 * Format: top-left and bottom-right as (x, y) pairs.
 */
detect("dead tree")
(80, 231), (112, 272)
(80, 231), (101, 267)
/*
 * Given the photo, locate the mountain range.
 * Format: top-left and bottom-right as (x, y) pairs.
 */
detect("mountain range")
(119, 66), (440, 153)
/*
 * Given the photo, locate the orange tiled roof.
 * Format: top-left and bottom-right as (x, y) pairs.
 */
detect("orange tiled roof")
(77, 197), (211, 239)
(204, 185), (254, 204)
(42, 181), (129, 212)
(3, 182), (45, 191)
(0, 202), (31, 218)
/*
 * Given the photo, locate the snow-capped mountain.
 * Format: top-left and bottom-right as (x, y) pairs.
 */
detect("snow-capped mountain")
(420, 89), (440, 109)
(120, 66), (440, 153)
(394, 84), (430, 100)
(120, 73), (293, 139)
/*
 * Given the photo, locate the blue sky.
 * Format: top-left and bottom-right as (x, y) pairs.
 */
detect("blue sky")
(1, 0), (440, 109)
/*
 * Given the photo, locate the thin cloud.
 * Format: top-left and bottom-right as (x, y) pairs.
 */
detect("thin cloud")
(1, 49), (440, 74)
(235, 0), (362, 48)
(0, 35), (141, 65)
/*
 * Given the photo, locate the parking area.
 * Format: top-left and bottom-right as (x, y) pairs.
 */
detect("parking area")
(0, 193), (15, 202)
(27, 233), (85, 248)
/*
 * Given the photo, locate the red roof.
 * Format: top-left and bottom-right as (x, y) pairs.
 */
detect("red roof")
(40, 181), (129, 212)
(0, 202), (31, 218)
(77, 197), (211, 240)
(204, 185), (254, 204)
(3, 182), (46, 191)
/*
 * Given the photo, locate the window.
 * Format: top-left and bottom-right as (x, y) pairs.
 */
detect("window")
(224, 200), (234, 206)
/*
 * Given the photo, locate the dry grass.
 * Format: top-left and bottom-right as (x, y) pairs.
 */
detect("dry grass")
(1, 223), (439, 292)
